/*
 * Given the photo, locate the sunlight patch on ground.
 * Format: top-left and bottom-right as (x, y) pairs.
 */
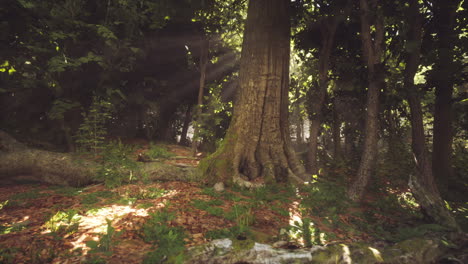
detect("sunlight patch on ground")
(80, 205), (149, 232)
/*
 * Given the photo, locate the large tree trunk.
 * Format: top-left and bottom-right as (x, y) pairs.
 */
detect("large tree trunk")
(199, 0), (306, 187)
(403, 0), (459, 231)
(0, 130), (196, 186)
(347, 0), (384, 202)
(431, 0), (460, 193)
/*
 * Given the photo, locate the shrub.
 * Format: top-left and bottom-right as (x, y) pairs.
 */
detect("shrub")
(142, 208), (186, 264)
(96, 140), (139, 188)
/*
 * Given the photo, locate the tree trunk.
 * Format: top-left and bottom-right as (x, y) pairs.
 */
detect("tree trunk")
(347, 0), (384, 202)
(199, 0), (306, 187)
(0, 130), (196, 186)
(432, 0), (460, 193)
(403, 0), (459, 230)
(180, 105), (192, 146)
(192, 38), (209, 155)
(307, 117), (322, 176)
(332, 99), (342, 161)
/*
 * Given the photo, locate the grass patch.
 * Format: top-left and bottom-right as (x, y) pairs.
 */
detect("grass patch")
(147, 143), (175, 159)
(80, 191), (118, 205)
(51, 186), (83, 197)
(192, 199), (224, 217)
(8, 190), (47, 201)
(142, 208), (186, 264)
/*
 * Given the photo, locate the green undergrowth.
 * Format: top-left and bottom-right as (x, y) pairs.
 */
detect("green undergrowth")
(142, 207), (186, 264)
(86, 218), (121, 255)
(146, 143), (175, 159)
(97, 141), (140, 188)
(44, 209), (81, 239)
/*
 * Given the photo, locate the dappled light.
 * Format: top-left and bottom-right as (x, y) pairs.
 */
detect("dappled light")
(1, 0), (467, 263)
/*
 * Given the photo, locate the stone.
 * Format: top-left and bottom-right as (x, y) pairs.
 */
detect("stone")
(214, 182), (225, 192)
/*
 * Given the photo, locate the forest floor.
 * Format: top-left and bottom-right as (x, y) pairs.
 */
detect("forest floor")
(0, 143), (466, 264)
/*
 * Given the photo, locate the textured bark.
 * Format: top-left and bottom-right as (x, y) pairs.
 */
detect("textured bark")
(347, 0), (384, 202)
(199, 0), (306, 187)
(403, 0), (459, 230)
(192, 38), (209, 155)
(431, 0), (460, 192)
(307, 119), (321, 176)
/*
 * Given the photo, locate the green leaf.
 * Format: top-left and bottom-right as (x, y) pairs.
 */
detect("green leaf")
(86, 240), (99, 249)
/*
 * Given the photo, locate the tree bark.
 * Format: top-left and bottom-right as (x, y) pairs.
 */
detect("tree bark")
(192, 38), (209, 155)
(332, 97), (342, 161)
(199, 0), (306, 187)
(0, 130), (196, 186)
(347, 0), (384, 202)
(431, 0), (460, 193)
(403, 0), (459, 230)
(306, 1), (351, 174)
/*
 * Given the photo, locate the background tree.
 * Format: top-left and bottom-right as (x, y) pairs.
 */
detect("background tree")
(346, 0), (385, 202)
(402, 0), (458, 230)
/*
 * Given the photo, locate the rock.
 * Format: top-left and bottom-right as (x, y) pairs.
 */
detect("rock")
(272, 241), (288, 248)
(185, 235), (462, 264)
(214, 182), (225, 192)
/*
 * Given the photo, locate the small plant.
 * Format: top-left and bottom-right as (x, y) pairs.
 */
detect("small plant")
(0, 200), (9, 210)
(0, 221), (29, 235)
(192, 199), (224, 217)
(75, 95), (113, 156)
(44, 209), (81, 237)
(97, 140), (140, 188)
(224, 204), (255, 238)
(142, 208), (186, 264)
(86, 218), (121, 254)
(146, 143), (174, 159)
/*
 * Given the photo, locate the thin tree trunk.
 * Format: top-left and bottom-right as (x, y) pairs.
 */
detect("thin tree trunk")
(347, 0), (384, 202)
(199, 0), (306, 187)
(306, 1), (351, 174)
(307, 118), (322, 175)
(432, 0), (460, 193)
(332, 99), (342, 161)
(404, 0), (459, 230)
(192, 38), (209, 155)
(180, 105), (192, 146)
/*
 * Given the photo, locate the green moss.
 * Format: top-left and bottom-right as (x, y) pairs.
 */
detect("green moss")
(198, 139), (234, 185)
(311, 244), (343, 264)
(382, 238), (445, 263)
(231, 238), (255, 252)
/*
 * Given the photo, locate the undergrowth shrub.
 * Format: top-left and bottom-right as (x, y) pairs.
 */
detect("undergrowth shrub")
(44, 209), (81, 238)
(142, 208), (186, 264)
(75, 95), (113, 156)
(97, 140), (139, 188)
(86, 218), (121, 254)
